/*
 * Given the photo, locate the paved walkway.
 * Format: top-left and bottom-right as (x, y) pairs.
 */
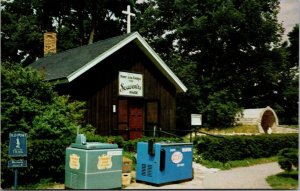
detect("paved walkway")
(125, 162), (282, 189)
(125, 162), (219, 189)
(202, 162), (282, 189)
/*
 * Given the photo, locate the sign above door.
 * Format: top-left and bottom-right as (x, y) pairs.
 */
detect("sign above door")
(119, 71), (144, 97)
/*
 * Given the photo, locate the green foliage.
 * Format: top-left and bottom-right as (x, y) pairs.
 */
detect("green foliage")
(266, 170), (298, 189)
(1, 134), (182, 188)
(203, 90), (241, 127)
(193, 134), (298, 163)
(1, 62), (87, 139)
(85, 133), (125, 148)
(1, 62), (93, 188)
(1, 139), (72, 188)
(1, 0), (43, 65)
(16, 178), (63, 190)
(286, 24), (299, 68)
(135, 0), (297, 127)
(1, 0), (134, 65)
(274, 24), (299, 125)
(277, 148), (298, 172)
(85, 134), (182, 152)
(122, 137), (182, 152)
(199, 125), (259, 134)
(194, 154), (277, 170)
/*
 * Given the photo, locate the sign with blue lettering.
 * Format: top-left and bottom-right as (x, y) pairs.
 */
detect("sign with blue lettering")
(9, 131), (27, 157)
(8, 160), (27, 168)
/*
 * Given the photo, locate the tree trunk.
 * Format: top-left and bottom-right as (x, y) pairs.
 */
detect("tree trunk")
(88, 26), (95, 44)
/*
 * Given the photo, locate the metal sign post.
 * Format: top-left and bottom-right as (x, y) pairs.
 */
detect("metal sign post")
(14, 169), (18, 189)
(8, 131), (27, 189)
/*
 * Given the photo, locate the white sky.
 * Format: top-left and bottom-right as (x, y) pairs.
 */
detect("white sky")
(277, 0), (299, 41)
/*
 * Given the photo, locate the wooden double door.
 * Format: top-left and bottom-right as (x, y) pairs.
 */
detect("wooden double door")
(118, 99), (144, 139)
(118, 99), (159, 140)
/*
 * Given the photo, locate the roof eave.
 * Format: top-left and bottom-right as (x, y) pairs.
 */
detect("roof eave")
(49, 78), (69, 85)
(65, 32), (187, 93)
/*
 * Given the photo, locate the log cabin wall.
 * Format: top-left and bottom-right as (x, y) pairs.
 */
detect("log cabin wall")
(56, 42), (177, 139)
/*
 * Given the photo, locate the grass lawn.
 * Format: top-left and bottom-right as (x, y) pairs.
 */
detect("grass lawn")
(198, 125), (259, 134)
(195, 156), (278, 170)
(280, 125), (299, 129)
(266, 170), (298, 189)
(15, 178), (64, 189)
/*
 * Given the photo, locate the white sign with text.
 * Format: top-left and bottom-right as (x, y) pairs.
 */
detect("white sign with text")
(191, 114), (202, 126)
(119, 71), (143, 97)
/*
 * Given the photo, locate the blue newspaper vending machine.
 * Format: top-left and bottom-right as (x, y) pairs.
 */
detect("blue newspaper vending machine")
(136, 141), (193, 185)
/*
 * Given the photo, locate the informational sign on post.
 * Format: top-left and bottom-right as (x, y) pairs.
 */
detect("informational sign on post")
(8, 131), (28, 189)
(9, 131), (27, 157)
(191, 114), (202, 126)
(8, 160), (27, 168)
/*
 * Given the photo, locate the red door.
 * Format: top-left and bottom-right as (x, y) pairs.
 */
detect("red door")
(129, 102), (143, 139)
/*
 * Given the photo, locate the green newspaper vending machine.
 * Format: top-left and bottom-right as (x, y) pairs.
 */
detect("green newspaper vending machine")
(65, 134), (122, 189)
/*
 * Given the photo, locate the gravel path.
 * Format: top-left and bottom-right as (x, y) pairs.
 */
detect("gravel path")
(202, 162), (282, 189)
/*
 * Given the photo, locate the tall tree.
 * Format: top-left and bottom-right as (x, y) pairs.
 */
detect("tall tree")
(1, 0), (43, 65)
(286, 24), (299, 68)
(1, 0), (135, 66)
(134, 0), (285, 128)
(274, 24), (299, 124)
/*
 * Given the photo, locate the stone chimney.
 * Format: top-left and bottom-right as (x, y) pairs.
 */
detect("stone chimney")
(44, 32), (57, 56)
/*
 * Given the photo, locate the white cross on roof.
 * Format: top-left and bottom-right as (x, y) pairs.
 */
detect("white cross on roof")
(122, 5), (136, 33)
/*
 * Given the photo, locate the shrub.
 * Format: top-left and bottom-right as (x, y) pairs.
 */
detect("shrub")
(1, 63), (89, 140)
(122, 137), (182, 152)
(194, 134), (298, 163)
(1, 62), (92, 188)
(278, 148), (298, 172)
(1, 139), (73, 188)
(85, 134), (125, 148)
(2, 135), (183, 188)
(203, 90), (242, 128)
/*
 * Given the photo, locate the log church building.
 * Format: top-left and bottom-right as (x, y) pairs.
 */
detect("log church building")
(30, 32), (187, 140)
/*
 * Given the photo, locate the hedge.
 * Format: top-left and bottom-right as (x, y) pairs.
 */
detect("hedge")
(193, 134), (298, 163)
(85, 134), (181, 151)
(1, 135), (181, 188)
(121, 136), (181, 152)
